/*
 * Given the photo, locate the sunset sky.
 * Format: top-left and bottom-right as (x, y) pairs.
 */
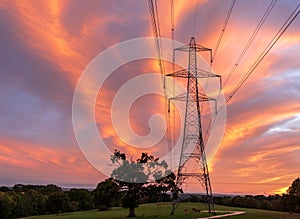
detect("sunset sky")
(0, 0), (299, 195)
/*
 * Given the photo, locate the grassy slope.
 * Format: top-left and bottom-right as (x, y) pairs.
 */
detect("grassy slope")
(26, 202), (300, 219)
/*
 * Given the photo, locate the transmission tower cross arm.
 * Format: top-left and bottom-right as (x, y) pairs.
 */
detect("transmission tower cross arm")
(166, 69), (221, 79)
(175, 38), (212, 52)
(174, 37), (213, 63)
(169, 92), (216, 103)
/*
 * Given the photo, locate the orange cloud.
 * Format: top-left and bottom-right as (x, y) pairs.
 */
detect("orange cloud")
(0, 136), (103, 185)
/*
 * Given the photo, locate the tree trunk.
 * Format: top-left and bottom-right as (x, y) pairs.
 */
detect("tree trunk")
(127, 207), (136, 217)
(170, 201), (175, 215)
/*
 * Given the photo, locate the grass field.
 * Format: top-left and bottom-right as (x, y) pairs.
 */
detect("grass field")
(26, 202), (300, 219)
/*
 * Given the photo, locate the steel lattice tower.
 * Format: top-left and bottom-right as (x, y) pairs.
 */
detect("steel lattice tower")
(167, 37), (221, 214)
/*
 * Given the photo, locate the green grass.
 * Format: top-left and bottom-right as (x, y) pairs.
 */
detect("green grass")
(25, 203), (300, 219)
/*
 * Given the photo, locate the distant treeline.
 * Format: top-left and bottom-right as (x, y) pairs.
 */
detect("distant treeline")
(0, 177), (299, 218)
(184, 177), (300, 213)
(0, 182), (171, 219)
(183, 193), (299, 213)
(0, 184), (93, 218)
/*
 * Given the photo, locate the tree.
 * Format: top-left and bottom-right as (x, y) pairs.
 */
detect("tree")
(94, 178), (120, 210)
(0, 193), (13, 219)
(11, 184), (61, 195)
(110, 150), (179, 217)
(0, 186), (11, 192)
(46, 191), (70, 215)
(38, 184), (62, 195)
(286, 177), (300, 213)
(10, 192), (29, 218)
(288, 178), (300, 196)
(259, 200), (272, 210)
(245, 196), (259, 209)
(22, 189), (46, 216)
(68, 189), (93, 211)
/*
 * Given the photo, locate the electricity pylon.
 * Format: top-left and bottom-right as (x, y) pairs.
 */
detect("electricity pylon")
(167, 37), (221, 214)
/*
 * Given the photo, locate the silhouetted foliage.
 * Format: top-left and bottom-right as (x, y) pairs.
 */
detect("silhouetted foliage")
(0, 186), (11, 192)
(46, 191), (70, 215)
(285, 177), (300, 213)
(288, 178), (300, 196)
(12, 184), (61, 195)
(259, 200), (272, 210)
(110, 150), (180, 217)
(211, 179), (300, 213)
(93, 178), (120, 210)
(0, 173), (298, 217)
(0, 193), (13, 219)
(68, 188), (93, 211)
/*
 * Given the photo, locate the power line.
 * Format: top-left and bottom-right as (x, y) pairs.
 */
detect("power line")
(226, 3), (300, 104)
(201, 0), (236, 140)
(212, 0), (236, 66)
(203, 0), (276, 140)
(202, 0), (236, 146)
(192, 0), (200, 37)
(223, 0), (277, 86)
(170, 0), (176, 169)
(200, 1), (236, 145)
(204, 1), (298, 146)
(170, 0), (175, 44)
(147, 0), (165, 78)
(148, 0), (173, 170)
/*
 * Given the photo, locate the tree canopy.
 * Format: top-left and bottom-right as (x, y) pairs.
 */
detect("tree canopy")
(110, 150), (180, 217)
(94, 178), (120, 210)
(288, 177), (300, 196)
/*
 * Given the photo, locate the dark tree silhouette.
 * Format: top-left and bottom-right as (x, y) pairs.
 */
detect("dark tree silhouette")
(0, 193), (13, 219)
(286, 177), (300, 212)
(110, 150), (179, 217)
(68, 189), (93, 211)
(288, 178), (300, 196)
(46, 191), (70, 215)
(94, 178), (120, 210)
